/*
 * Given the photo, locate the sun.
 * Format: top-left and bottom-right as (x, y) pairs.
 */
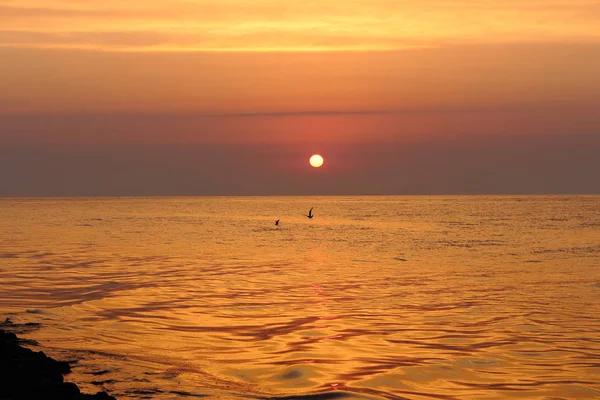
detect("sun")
(309, 154), (324, 168)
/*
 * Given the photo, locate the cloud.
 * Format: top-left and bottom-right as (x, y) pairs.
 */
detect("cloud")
(0, 30), (171, 48)
(1, 0), (599, 51)
(0, 30), (430, 51)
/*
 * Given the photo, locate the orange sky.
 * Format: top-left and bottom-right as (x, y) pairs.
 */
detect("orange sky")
(1, 0), (599, 195)
(1, 0), (599, 116)
(2, 0), (600, 51)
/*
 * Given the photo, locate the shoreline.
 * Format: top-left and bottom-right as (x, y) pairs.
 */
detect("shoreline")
(0, 323), (116, 400)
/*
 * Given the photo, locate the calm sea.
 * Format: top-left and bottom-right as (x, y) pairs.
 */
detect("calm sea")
(1, 196), (600, 399)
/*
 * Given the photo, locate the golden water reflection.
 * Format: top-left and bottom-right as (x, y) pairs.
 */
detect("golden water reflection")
(1, 196), (600, 399)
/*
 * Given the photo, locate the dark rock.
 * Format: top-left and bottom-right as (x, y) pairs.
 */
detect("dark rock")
(0, 328), (117, 400)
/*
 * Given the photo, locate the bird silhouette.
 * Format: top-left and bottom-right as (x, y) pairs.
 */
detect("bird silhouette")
(306, 207), (314, 219)
(275, 219), (280, 226)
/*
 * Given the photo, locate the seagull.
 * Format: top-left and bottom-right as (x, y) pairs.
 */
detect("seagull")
(275, 219), (280, 226)
(306, 207), (314, 219)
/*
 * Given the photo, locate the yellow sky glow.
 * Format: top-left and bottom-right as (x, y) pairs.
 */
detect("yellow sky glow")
(1, 0), (599, 117)
(1, 0), (600, 51)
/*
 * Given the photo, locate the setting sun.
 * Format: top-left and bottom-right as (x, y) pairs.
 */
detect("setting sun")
(309, 154), (324, 168)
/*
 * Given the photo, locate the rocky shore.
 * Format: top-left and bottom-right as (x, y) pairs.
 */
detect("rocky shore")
(0, 325), (116, 400)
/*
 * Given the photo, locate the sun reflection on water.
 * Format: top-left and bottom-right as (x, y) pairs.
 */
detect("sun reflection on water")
(1, 196), (600, 399)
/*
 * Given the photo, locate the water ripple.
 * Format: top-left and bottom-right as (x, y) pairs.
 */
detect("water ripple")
(2, 196), (600, 399)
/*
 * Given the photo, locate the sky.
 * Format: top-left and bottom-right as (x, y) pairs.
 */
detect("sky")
(1, 0), (599, 196)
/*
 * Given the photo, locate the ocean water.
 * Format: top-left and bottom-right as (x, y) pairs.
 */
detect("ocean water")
(1, 196), (600, 399)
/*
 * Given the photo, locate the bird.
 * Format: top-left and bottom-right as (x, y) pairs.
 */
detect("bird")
(306, 207), (314, 219)
(275, 219), (280, 226)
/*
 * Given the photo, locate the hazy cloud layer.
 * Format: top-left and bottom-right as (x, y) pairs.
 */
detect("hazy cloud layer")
(1, 0), (600, 51)
(2, 134), (599, 196)
(2, 43), (599, 115)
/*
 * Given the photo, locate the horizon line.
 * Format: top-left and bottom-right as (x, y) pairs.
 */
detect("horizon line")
(2, 193), (599, 199)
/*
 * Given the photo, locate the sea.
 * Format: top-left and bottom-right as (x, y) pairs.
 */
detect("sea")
(1, 195), (600, 399)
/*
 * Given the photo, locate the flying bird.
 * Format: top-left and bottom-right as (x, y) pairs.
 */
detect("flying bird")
(306, 208), (314, 219)
(275, 219), (280, 226)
